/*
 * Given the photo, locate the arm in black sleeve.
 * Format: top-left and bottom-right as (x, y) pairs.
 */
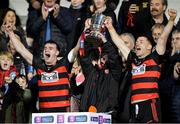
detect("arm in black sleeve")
(117, 1), (129, 34)
(103, 41), (122, 82)
(31, 14), (45, 36)
(79, 52), (95, 77)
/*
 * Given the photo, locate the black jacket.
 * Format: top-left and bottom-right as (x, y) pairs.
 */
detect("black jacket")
(67, 4), (88, 53)
(118, 0), (151, 38)
(31, 6), (73, 55)
(79, 41), (122, 114)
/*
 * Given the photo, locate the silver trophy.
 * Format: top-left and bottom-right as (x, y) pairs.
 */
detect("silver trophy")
(90, 13), (106, 38)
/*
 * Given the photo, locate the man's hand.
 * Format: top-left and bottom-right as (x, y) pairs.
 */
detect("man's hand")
(84, 18), (92, 31)
(42, 3), (49, 20)
(53, 4), (60, 18)
(174, 62), (180, 80)
(104, 16), (113, 30)
(93, 31), (107, 43)
(168, 9), (177, 21)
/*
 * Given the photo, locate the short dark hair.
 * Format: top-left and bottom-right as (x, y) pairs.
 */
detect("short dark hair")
(137, 34), (156, 47)
(44, 40), (63, 57)
(44, 40), (60, 51)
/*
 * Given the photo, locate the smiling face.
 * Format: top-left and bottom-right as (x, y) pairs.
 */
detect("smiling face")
(150, 0), (166, 17)
(4, 10), (16, 26)
(135, 36), (152, 59)
(0, 55), (13, 71)
(44, 0), (57, 8)
(43, 43), (60, 65)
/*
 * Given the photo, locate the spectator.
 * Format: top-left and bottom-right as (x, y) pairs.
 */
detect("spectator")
(25, 0), (42, 47)
(117, 0), (151, 37)
(67, 0), (88, 53)
(0, 8), (27, 52)
(66, 0), (120, 11)
(169, 30), (180, 122)
(87, 0), (117, 28)
(15, 75), (32, 122)
(1, 76), (31, 123)
(0, 8), (29, 73)
(150, 0), (168, 24)
(149, 0), (176, 50)
(0, 52), (18, 89)
(151, 23), (165, 43)
(30, 0), (72, 56)
(159, 29), (180, 122)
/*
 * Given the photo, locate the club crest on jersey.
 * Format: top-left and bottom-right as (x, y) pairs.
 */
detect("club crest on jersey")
(131, 64), (146, 75)
(41, 71), (59, 83)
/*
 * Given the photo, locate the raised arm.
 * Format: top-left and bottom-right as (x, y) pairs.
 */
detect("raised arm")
(5, 25), (33, 65)
(104, 17), (130, 60)
(156, 9), (177, 55)
(68, 36), (81, 63)
(68, 18), (91, 63)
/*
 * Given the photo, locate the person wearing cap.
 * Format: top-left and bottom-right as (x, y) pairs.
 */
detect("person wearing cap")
(105, 9), (177, 123)
(4, 23), (71, 113)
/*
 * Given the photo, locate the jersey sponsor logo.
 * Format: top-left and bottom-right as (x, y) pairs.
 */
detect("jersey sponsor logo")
(132, 64), (146, 75)
(41, 71), (59, 83)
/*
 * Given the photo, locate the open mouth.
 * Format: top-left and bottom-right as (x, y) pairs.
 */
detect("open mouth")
(136, 47), (141, 51)
(45, 53), (50, 58)
(3, 63), (8, 66)
(2, 63), (8, 68)
(8, 20), (14, 24)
